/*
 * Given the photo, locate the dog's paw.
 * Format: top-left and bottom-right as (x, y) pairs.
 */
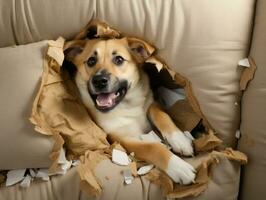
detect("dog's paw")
(165, 132), (194, 156)
(166, 155), (196, 185)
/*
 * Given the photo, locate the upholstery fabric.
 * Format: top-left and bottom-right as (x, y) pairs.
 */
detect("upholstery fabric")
(238, 0), (266, 199)
(0, 41), (53, 169)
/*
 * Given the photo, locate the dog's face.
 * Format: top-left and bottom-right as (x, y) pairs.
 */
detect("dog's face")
(64, 37), (154, 112)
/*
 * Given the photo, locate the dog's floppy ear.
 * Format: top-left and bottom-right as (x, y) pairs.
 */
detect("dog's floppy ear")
(127, 37), (155, 63)
(64, 40), (85, 61)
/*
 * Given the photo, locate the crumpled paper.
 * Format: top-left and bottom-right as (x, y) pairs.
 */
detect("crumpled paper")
(29, 20), (248, 199)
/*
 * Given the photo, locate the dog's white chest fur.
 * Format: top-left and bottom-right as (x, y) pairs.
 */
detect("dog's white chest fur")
(76, 72), (153, 138)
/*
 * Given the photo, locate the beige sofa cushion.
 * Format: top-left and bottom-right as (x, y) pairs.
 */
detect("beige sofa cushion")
(0, 41), (54, 169)
(238, 0), (266, 199)
(0, 160), (164, 200)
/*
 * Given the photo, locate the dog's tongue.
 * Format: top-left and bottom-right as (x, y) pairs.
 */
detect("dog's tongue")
(96, 93), (116, 107)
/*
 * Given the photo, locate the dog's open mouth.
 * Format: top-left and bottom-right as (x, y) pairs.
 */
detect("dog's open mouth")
(89, 85), (127, 112)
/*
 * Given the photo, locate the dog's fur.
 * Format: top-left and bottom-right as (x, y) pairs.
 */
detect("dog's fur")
(64, 37), (196, 184)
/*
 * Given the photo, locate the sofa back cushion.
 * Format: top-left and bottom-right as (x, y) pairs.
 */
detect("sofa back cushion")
(0, 41), (54, 169)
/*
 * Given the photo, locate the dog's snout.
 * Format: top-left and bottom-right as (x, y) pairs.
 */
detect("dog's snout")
(92, 75), (109, 89)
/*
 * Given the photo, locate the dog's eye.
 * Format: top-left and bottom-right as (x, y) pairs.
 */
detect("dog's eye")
(87, 57), (97, 67)
(113, 56), (124, 66)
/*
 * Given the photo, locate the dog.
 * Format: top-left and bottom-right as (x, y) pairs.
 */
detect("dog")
(63, 37), (196, 185)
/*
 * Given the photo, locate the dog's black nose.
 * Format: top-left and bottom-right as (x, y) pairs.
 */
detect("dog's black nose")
(92, 75), (109, 89)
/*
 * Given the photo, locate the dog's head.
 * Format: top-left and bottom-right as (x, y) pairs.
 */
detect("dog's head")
(64, 37), (155, 112)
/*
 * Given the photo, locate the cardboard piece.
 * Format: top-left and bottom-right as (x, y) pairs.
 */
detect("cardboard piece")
(239, 57), (257, 91)
(28, 20), (248, 198)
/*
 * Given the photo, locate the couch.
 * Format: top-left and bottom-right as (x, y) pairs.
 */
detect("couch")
(0, 0), (265, 199)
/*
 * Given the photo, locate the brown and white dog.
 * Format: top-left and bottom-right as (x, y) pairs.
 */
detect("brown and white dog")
(63, 37), (196, 184)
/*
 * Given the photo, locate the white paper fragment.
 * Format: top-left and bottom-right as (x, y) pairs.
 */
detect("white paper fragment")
(29, 169), (36, 178)
(238, 58), (250, 68)
(123, 169), (134, 185)
(140, 131), (162, 143)
(55, 148), (72, 174)
(184, 131), (195, 141)
(235, 130), (241, 139)
(157, 87), (186, 109)
(137, 165), (154, 175)
(20, 175), (31, 188)
(60, 161), (72, 174)
(58, 148), (68, 164)
(71, 160), (81, 167)
(6, 169), (26, 186)
(112, 149), (130, 166)
(36, 169), (50, 181)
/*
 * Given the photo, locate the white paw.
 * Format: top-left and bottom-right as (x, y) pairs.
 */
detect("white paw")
(165, 131), (194, 156)
(166, 155), (196, 185)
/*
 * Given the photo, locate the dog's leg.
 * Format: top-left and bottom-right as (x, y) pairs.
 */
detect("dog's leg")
(108, 134), (196, 184)
(148, 102), (194, 156)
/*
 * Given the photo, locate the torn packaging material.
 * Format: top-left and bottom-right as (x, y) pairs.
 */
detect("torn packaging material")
(30, 20), (248, 198)
(239, 57), (257, 91)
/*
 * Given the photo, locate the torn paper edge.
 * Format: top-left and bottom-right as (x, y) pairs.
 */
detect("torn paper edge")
(20, 175), (32, 188)
(238, 58), (250, 68)
(157, 87), (186, 109)
(6, 169), (26, 187)
(112, 149), (130, 166)
(137, 165), (154, 175)
(123, 169), (134, 185)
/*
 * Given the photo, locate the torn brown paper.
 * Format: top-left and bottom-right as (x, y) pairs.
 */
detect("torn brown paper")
(167, 100), (202, 132)
(78, 151), (108, 197)
(240, 57), (257, 91)
(194, 129), (223, 153)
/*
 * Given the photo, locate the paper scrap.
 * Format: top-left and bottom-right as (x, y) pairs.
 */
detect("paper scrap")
(58, 148), (68, 164)
(137, 165), (154, 175)
(29, 169), (37, 178)
(6, 169), (26, 186)
(20, 175), (32, 188)
(238, 58), (250, 67)
(129, 162), (138, 177)
(157, 87), (186, 109)
(235, 130), (241, 139)
(140, 131), (162, 143)
(123, 169), (134, 185)
(240, 57), (257, 91)
(112, 149), (130, 166)
(72, 160), (81, 167)
(36, 169), (50, 181)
